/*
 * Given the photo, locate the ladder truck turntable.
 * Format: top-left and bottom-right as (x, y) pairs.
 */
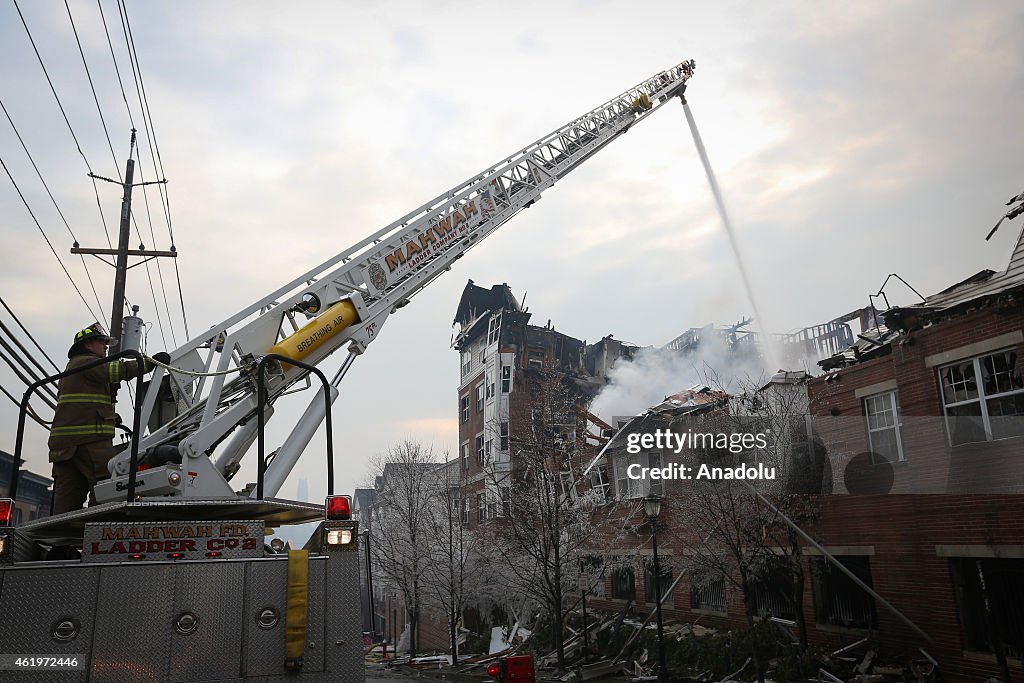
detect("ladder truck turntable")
(0, 60), (695, 681)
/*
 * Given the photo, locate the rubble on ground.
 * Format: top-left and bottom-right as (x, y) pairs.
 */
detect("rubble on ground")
(364, 610), (939, 682)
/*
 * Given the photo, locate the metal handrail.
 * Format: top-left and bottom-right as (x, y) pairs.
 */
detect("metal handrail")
(254, 354), (335, 500)
(10, 350), (148, 506)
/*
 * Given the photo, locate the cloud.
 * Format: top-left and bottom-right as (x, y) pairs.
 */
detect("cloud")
(1, 0), (1022, 499)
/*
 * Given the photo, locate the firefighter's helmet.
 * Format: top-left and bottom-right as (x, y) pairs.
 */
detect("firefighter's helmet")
(74, 323), (113, 345)
(69, 322), (112, 356)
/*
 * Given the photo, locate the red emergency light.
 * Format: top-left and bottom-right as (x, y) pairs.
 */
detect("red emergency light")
(0, 499), (13, 526)
(486, 661), (502, 677)
(326, 495), (351, 520)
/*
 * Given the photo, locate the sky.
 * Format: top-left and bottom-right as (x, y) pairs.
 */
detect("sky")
(1, 1), (1022, 505)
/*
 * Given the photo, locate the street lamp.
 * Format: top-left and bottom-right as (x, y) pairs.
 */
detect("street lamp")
(644, 495), (668, 683)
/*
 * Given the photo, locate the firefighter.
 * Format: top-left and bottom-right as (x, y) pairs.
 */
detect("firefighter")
(48, 323), (170, 515)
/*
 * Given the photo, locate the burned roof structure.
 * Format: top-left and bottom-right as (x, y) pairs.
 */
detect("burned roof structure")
(819, 222), (1024, 371)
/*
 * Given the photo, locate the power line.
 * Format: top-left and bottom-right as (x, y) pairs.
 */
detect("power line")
(13, 0), (113, 315)
(0, 334), (58, 407)
(0, 382), (51, 429)
(97, 0), (135, 129)
(0, 154), (101, 321)
(0, 295), (60, 373)
(12, 0), (94, 175)
(0, 97), (107, 319)
(65, 0), (120, 175)
(119, 0), (189, 340)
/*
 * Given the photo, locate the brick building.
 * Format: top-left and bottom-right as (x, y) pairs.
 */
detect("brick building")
(804, 225), (1024, 681)
(452, 280), (636, 531)
(581, 228), (1024, 682)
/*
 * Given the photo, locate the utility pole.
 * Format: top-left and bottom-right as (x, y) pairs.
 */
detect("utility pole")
(72, 129), (174, 351)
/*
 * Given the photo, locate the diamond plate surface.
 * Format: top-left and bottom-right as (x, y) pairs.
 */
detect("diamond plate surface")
(168, 562), (246, 682)
(91, 564), (174, 683)
(245, 559), (288, 677)
(244, 556), (328, 677)
(324, 550), (365, 682)
(0, 566), (99, 683)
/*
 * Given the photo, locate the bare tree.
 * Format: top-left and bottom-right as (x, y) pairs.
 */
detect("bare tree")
(476, 365), (599, 672)
(671, 371), (823, 683)
(421, 456), (476, 662)
(368, 440), (439, 658)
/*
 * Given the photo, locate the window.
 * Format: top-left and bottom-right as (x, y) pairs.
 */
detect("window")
(461, 443), (470, 470)
(645, 559), (673, 604)
(811, 555), (877, 628)
(614, 451), (662, 500)
(864, 391), (904, 464)
(460, 395), (470, 423)
(476, 493), (486, 523)
(751, 556), (797, 620)
(950, 558), (1024, 659)
(939, 349), (1024, 445)
(487, 313), (501, 345)
(461, 498), (469, 526)
(590, 464), (610, 503)
(476, 435), (485, 465)
(500, 422), (509, 452)
(479, 341), (487, 365)
(461, 351), (471, 378)
(611, 564), (636, 600)
(476, 384), (485, 412)
(486, 383), (495, 400)
(500, 486), (510, 517)
(528, 350), (544, 368)
(485, 439), (493, 462)
(691, 574), (727, 613)
(501, 366), (512, 393)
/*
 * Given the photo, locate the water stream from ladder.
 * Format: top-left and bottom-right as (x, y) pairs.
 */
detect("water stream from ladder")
(682, 102), (782, 372)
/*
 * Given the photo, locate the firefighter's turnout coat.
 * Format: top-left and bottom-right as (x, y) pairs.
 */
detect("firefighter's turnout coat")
(48, 349), (150, 458)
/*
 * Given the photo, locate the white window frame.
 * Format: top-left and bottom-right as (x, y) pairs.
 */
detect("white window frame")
(614, 451), (662, 500)
(501, 365), (512, 393)
(590, 464), (610, 503)
(460, 395), (470, 423)
(487, 313), (501, 345)
(476, 434), (485, 465)
(461, 442), (470, 470)
(938, 348), (1024, 445)
(499, 421), (509, 452)
(476, 384), (485, 412)
(863, 390), (904, 463)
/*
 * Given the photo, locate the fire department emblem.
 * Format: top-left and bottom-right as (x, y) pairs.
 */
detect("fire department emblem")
(368, 262), (387, 291)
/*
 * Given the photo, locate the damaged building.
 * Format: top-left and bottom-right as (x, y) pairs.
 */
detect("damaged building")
(365, 222), (1023, 680)
(579, 228), (1024, 681)
(452, 280), (638, 530)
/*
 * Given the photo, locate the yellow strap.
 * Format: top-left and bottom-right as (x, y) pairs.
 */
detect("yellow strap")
(284, 549), (309, 666)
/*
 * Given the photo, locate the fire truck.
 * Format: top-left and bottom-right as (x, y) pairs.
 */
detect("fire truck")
(0, 59), (695, 681)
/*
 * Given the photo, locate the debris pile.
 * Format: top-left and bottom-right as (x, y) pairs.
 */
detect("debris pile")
(364, 612), (939, 682)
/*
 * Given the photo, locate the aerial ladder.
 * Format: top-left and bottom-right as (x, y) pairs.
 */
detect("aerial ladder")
(87, 59), (696, 505)
(1, 60), (695, 682)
